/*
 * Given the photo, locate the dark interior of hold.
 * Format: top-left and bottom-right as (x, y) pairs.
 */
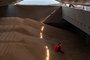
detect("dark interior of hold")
(0, 5), (90, 44)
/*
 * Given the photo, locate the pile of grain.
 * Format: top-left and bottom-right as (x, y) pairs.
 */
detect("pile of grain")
(0, 17), (46, 60)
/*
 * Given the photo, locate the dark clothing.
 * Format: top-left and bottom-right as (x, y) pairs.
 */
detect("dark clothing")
(57, 46), (64, 54)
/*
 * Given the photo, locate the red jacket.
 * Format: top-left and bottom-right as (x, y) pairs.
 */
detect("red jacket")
(54, 43), (64, 53)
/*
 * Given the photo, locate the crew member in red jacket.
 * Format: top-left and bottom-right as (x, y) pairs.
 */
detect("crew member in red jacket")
(54, 42), (64, 54)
